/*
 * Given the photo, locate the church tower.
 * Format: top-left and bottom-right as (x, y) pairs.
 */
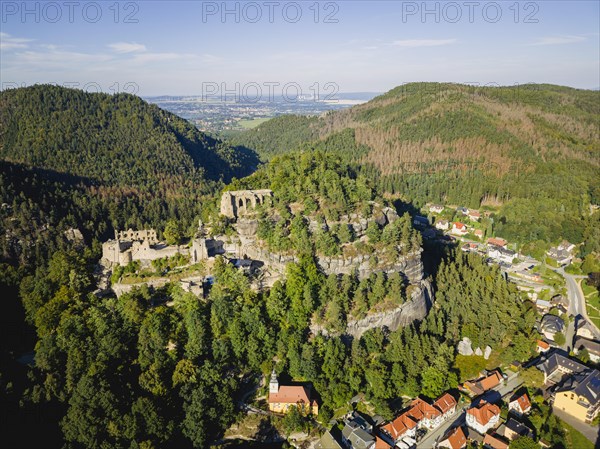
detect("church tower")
(269, 369), (279, 394)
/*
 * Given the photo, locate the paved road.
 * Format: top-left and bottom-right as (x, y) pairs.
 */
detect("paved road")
(417, 373), (522, 449)
(556, 268), (600, 340)
(552, 407), (599, 446)
(416, 407), (466, 449)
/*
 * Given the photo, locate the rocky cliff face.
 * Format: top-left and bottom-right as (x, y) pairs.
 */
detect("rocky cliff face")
(310, 279), (434, 339)
(345, 280), (433, 339)
(317, 250), (423, 282)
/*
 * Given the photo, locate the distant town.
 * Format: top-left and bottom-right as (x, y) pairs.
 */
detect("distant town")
(146, 93), (378, 134)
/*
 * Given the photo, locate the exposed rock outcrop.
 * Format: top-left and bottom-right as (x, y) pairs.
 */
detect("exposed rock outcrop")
(311, 279), (434, 339)
(457, 337), (474, 356)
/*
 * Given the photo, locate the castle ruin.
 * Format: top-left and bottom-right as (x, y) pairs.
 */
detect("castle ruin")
(220, 189), (273, 219)
(102, 228), (183, 267)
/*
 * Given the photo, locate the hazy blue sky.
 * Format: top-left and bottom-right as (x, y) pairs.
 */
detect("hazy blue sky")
(1, 1), (598, 95)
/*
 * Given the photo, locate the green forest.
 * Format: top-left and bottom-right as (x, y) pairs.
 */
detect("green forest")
(230, 83), (600, 247)
(0, 85), (597, 448)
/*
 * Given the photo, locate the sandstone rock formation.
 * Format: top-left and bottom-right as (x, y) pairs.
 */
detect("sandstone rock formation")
(457, 337), (474, 356)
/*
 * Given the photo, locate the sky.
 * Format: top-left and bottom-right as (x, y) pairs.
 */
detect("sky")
(1, 1), (599, 96)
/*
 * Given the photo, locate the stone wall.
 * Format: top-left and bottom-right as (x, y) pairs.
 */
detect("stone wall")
(115, 229), (158, 243)
(220, 189), (273, 219)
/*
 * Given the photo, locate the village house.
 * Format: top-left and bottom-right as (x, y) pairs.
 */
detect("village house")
(551, 294), (569, 310)
(482, 433), (509, 449)
(381, 413), (418, 443)
(498, 418), (534, 441)
(413, 215), (430, 228)
(316, 429), (344, 449)
(575, 318), (596, 340)
(547, 241), (576, 266)
(553, 369), (600, 423)
(536, 340), (550, 353)
(574, 337), (600, 363)
(435, 219), (450, 231)
(434, 393), (458, 420)
(474, 229), (484, 240)
(508, 392), (531, 416)
(342, 421), (375, 449)
(429, 204), (445, 214)
(487, 237), (507, 248)
(466, 401), (501, 434)
(467, 210), (481, 221)
(535, 299), (552, 313)
(463, 371), (503, 396)
(451, 222), (468, 236)
(540, 315), (565, 341)
(488, 246), (516, 264)
(437, 426), (467, 449)
(538, 352), (588, 384)
(381, 392), (458, 445)
(268, 370), (318, 415)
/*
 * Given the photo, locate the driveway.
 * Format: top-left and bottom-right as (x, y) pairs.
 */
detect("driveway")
(552, 407), (599, 446)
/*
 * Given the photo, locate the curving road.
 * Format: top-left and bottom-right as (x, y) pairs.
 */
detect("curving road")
(557, 268), (600, 340)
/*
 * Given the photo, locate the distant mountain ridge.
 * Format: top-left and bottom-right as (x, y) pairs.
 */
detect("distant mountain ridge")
(229, 82), (600, 244)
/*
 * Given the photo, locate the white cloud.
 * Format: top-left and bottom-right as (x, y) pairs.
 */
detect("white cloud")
(0, 32), (34, 51)
(391, 39), (457, 48)
(530, 35), (586, 46)
(108, 42), (147, 53)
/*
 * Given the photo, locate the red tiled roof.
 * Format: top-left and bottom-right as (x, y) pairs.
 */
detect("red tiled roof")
(382, 413), (418, 440)
(537, 340), (550, 350)
(375, 436), (392, 449)
(483, 433), (509, 449)
(467, 402), (500, 427)
(479, 371), (502, 391)
(454, 222), (466, 229)
(511, 393), (531, 413)
(443, 426), (467, 449)
(434, 393), (457, 414)
(409, 398), (441, 421)
(268, 385), (312, 405)
(487, 237), (507, 247)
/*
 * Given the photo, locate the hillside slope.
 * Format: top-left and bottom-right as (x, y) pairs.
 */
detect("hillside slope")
(229, 83), (600, 245)
(0, 85), (258, 192)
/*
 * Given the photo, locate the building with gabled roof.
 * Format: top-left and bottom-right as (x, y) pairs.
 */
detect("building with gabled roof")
(268, 370), (318, 415)
(498, 418), (534, 441)
(553, 368), (600, 423)
(463, 371), (503, 396)
(466, 401), (501, 434)
(537, 351), (587, 383)
(434, 392), (458, 417)
(536, 339), (550, 353)
(381, 413), (418, 442)
(406, 397), (441, 429)
(508, 392), (531, 416)
(487, 237), (507, 248)
(482, 432), (509, 449)
(437, 426), (467, 449)
(574, 337), (600, 363)
(374, 435), (392, 449)
(576, 318), (597, 340)
(316, 428), (344, 449)
(451, 222), (468, 236)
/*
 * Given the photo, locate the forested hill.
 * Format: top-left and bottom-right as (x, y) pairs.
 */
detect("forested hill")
(0, 85), (258, 192)
(229, 83), (600, 245)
